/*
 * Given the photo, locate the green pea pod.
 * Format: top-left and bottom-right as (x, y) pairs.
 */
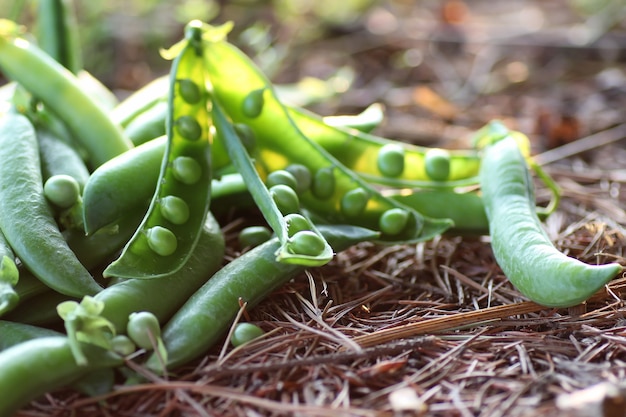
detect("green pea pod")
(213, 99), (333, 266)
(201, 29), (452, 243)
(148, 224), (380, 372)
(82, 136), (165, 234)
(0, 19), (132, 167)
(36, 0), (82, 74)
(0, 336), (123, 417)
(480, 136), (623, 308)
(0, 110), (102, 297)
(103, 21), (212, 279)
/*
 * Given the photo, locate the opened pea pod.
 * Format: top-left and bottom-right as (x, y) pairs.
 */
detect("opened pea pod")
(201, 25), (453, 244)
(103, 21), (213, 279)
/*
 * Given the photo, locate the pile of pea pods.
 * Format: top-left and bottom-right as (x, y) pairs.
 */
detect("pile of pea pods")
(0, 6), (622, 415)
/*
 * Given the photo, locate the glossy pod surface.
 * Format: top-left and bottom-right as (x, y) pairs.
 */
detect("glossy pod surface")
(103, 21), (212, 279)
(480, 136), (622, 307)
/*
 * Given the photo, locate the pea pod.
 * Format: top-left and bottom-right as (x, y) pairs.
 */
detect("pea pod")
(0, 19), (132, 167)
(147, 224), (380, 372)
(0, 110), (102, 297)
(103, 21), (212, 279)
(201, 30), (452, 243)
(480, 136), (623, 307)
(0, 336), (123, 417)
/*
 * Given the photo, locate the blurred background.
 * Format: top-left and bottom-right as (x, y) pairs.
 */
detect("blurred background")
(3, 0), (626, 154)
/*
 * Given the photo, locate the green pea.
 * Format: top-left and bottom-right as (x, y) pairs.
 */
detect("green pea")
(233, 123), (256, 153)
(146, 226), (177, 256)
(127, 311), (161, 350)
(238, 226), (272, 249)
(379, 208), (410, 235)
(266, 170), (298, 190)
(159, 195), (190, 225)
(241, 88), (265, 118)
(178, 79), (202, 104)
(285, 164), (312, 194)
(175, 115), (202, 141)
(171, 156), (202, 184)
(377, 143), (405, 177)
(311, 166), (335, 200)
(230, 322), (265, 347)
(110, 335), (136, 356)
(43, 174), (81, 209)
(341, 188), (369, 217)
(283, 213), (311, 237)
(424, 148), (451, 181)
(288, 230), (326, 256)
(269, 184), (300, 214)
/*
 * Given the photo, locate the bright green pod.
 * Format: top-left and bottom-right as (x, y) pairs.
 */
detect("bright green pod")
(103, 20), (212, 279)
(480, 136), (623, 307)
(377, 143), (405, 177)
(424, 148), (451, 181)
(341, 188), (369, 217)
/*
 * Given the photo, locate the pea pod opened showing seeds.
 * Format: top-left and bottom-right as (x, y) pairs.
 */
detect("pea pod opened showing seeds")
(480, 136), (622, 308)
(103, 21), (213, 279)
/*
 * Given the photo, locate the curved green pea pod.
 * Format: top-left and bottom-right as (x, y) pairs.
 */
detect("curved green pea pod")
(103, 21), (212, 279)
(480, 136), (623, 308)
(82, 136), (165, 234)
(0, 111), (102, 297)
(0, 336), (123, 417)
(0, 20), (132, 167)
(202, 33), (453, 244)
